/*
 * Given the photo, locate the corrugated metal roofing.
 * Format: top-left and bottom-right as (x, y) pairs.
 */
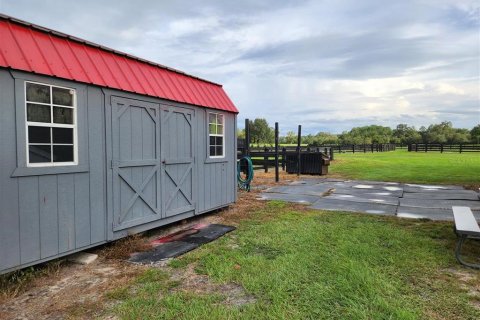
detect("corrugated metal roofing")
(0, 14), (238, 113)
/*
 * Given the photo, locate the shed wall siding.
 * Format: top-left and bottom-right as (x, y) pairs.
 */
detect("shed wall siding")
(0, 69), (236, 274)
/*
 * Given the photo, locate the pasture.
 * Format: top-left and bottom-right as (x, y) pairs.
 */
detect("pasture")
(330, 149), (480, 186)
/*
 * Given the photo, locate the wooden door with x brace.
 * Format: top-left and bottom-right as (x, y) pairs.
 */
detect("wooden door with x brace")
(160, 105), (195, 218)
(107, 97), (195, 232)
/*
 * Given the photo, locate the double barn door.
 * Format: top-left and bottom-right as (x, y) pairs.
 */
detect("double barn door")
(107, 97), (195, 231)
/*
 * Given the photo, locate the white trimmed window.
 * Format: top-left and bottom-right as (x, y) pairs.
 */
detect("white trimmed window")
(25, 81), (77, 166)
(208, 112), (224, 158)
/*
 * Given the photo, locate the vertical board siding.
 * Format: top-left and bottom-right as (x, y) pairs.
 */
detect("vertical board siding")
(18, 177), (41, 264)
(74, 173), (91, 248)
(196, 111), (236, 213)
(58, 174), (76, 252)
(87, 87), (106, 244)
(39, 175), (59, 259)
(0, 70), (21, 270)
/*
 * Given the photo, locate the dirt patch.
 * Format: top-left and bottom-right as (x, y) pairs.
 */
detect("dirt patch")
(0, 258), (146, 319)
(169, 264), (256, 307)
(444, 267), (480, 310)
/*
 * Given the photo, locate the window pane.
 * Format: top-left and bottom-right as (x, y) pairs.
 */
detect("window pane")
(53, 145), (74, 162)
(209, 136), (216, 146)
(209, 146), (215, 156)
(208, 113), (216, 124)
(52, 87), (74, 106)
(28, 126), (51, 143)
(29, 145), (51, 163)
(27, 103), (51, 123)
(53, 107), (73, 124)
(217, 124), (223, 135)
(209, 124), (216, 134)
(215, 146), (223, 156)
(215, 136), (223, 146)
(52, 128), (73, 144)
(26, 83), (50, 103)
(217, 115), (223, 125)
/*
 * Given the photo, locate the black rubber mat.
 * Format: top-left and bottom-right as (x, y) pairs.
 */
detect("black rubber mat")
(129, 224), (236, 263)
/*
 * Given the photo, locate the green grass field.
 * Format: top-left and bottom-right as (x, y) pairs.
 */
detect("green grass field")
(330, 149), (480, 185)
(107, 202), (480, 320)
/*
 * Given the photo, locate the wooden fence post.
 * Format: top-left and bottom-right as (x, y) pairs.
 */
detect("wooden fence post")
(244, 118), (250, 156)
(264, 147), (269, 173)
(297, 125), (302, 176)
(425, 143), (428, 152)
(371, 144), (374, 153)
(352, 144), (355, 153)
(460, 144), (463, 153)
(330, 147), (335, 160)
(274, 122), (279, 182)
(282, 147), (286, 171)
(440, 144), (444, 153)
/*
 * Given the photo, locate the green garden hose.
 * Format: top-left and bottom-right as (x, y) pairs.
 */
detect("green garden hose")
(237, 156), (254, 191)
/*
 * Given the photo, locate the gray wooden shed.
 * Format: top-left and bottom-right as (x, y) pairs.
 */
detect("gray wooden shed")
(0, 15), (238, 274)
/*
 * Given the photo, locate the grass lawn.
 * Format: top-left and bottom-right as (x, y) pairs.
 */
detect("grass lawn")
(106, 201), (480, 320)
(329, 149), (480, 186)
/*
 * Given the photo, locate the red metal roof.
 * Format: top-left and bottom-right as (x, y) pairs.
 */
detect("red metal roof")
(0, 14), (238, 113)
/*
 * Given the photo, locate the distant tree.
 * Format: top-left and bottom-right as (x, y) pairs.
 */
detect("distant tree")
(309, 132), (339, 146)
(284, 131), (297, 144)
(392, 124), (421, 145)
(471, 124), (480, 144)
(422, 121), (470, 144)
(338, 125), (392, 145)
(237, 128), (245, 139)
(249, 118), (274, 144)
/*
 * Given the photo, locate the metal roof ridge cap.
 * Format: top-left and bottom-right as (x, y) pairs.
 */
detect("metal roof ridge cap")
(0, 13), (224, 87)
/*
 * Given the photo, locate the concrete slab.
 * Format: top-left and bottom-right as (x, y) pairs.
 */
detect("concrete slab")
(352, 184), (403, 192)
(257, 192), (321, 204)
(404, 183), (464, 190)
(333, 187), (404, 197)
(310, 198), (397, 215)
(402, 191), (479, 201)
(396, 206), (454, 221)
(68, 252), (98, 265)
(325, 193), (399, 206)
(399, 198), (480, 210)
(264, 185), (333, 196)
(403, 187), (477, 195)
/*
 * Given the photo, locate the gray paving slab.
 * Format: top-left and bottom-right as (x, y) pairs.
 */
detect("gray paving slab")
(332, 187), (404, 198)
(395, 207), (480, 221)
(310, 198), (397, 215)
(352, 183), (404, 192)
(404, 183), (464, 190)
(264, 185), (333, 196)
(402, 191), (479, 201)
(349, 180), (401, 186)
(403, 187), (477, 195)
(399, 198), (480, 210)
(257, 192), (321, 204)
(325, 193), (400, 206)
(396, 207), (454, 221)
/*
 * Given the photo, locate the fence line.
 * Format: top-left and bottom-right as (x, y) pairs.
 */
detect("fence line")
(408, 144), (480, 153)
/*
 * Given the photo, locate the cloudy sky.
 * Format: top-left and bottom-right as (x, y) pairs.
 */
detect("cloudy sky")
(1, 0), (479, 134)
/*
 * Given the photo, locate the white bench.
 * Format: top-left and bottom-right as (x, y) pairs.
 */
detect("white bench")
(452, 206), (480, 269)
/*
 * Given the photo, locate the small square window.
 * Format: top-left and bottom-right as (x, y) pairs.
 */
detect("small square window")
(25, 82), (77, 166)
(208, 112), (224, 158)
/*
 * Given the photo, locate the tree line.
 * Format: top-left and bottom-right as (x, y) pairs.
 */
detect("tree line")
(238, 119), (480, 146)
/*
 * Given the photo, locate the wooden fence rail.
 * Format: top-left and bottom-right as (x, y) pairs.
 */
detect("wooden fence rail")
(408, 144), (480, 153)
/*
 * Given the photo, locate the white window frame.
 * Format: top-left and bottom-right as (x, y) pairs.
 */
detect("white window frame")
(25, 81), (78, 167)
(208, 112), (225, 159)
